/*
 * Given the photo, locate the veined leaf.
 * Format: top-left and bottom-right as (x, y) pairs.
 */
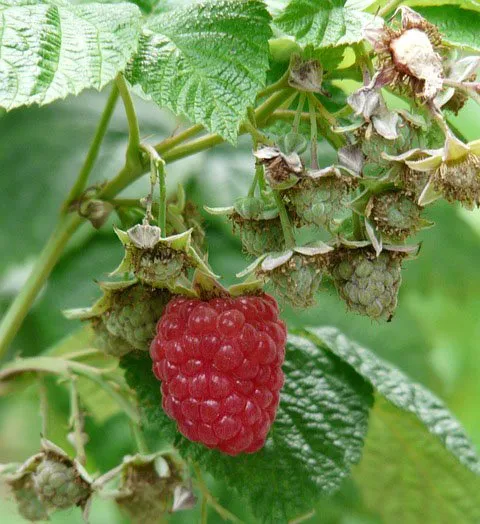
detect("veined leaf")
(0, 0), (142, 110)
(356, 396), (480, 523)
(275, 0), (382, 48)
(121, 333), (373, 523)
(307, 327), (480, 474)
(126, 0), (272, 143)
(417, 6), (480, 51)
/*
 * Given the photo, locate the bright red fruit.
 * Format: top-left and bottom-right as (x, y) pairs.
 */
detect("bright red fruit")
(150, 294), (286, 455)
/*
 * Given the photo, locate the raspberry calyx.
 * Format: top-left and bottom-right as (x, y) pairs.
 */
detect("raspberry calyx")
(150, 294), (287, 456)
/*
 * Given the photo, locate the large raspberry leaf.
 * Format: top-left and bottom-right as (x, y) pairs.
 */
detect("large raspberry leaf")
(356, 397), (480, 523)
(126, 0), (272, 143)
(306, 327), (480, 523)
(0, 1), (142, 110)
(275, 0), (382, 48)
(121, 332), (373, 523)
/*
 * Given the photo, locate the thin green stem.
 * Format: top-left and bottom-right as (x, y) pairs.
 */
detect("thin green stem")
(248, 162), (262, 197)
(243, 121), (274, 146)
(129, 421), (149, 455)
(254, 88), (296, 123)
(193, 463), (240, 523)
(38, 374), (49, 438)
(116, 74), (141, 170)
(308, 94), (319, 169)
(378, 0), (402, 17)
(63, 84), (119, 211)
(352, 212), (364, 240)
(292, 92), (306, 134)
(0, 214), (83, 360)
(308, 95), (346, 149)
(69, 377), (86, 465)
(354, 42), (375, 79)
(257, 68), (290, 99)
(156, 124), (204, 155)
(201, 496), (208, 524)
(272, 191), (295, 249)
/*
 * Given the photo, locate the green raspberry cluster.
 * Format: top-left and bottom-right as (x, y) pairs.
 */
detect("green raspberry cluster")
(232, 216), (285, 257)
(331, 249), (403, 319)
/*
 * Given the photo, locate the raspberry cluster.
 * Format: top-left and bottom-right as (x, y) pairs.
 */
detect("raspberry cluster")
(150, 294), (286, 456)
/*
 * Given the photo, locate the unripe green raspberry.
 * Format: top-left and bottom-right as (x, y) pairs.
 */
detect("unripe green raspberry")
(369, 191), (422, 240)
(433, 153), (480, 209)
(286, 176), (354, 230)
(397, 165), (430, 199)
(266, 254), (323, 308)
(33, 458), (90, 510)
(103, 284), (171, 351)
(9, 475), (49, 522)
(232, 216), (285, 257)
(330, 248), (403, 319)
(91, 318), (135, 357)
(131, 246), (186, 285)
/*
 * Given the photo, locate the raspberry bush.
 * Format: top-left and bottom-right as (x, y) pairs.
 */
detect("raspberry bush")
(0, 0), (479, 523)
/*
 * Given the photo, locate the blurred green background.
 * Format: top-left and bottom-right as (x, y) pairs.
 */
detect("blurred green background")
(0, 82), (479, 523)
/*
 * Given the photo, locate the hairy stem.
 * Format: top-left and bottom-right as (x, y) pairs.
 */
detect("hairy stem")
(69, 377), (86, 465)
(129, 421), (149, 455)
(156, 123), (204, 154)
(193, 463), (240, 523)
(308, 94), (319, 169)
(257, 68), (290, 99)
(63, 84), (119, 211)
(293, 92), (306, 134)
(378, 0), (403, 17)
(116, 74), (142, 170)
(273, 190), (296, 249)
(38, 374), (49, 438)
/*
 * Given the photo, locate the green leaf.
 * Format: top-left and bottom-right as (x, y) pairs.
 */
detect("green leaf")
(355, 396), (480, 523)
(0, 1), (142, 110)
(126, 0), (272, 143)
(275, 0), (381, 48)
(417, 6), (480, 51)
(121, 333), (373, 523)
(306, 327), (480, 475)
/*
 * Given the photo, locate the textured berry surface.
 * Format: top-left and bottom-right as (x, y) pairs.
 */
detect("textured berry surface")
(103, 284), (171, 351)
(232, 216), (285, 257)
(10, 476), (49, 522)
(33, 458), (89, 510)
(331, 249), (403, 319)
(150, 294), (286, 456)
(267, 254), (323, 309)
(287, 178), (349, 229)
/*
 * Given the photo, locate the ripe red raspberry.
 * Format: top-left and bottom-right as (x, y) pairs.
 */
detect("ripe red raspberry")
(149, 294), (286, 456)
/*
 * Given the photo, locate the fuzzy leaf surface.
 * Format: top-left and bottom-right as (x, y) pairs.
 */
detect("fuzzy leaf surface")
(355, 396), (480, 523)
(307, 327), (480, 475)
(121, 332), (373, 523)
(126, 0), (272, 143)
(0, 0), (142, 110)
(418, 6), (480, 51)
(275, 0), (381, 48)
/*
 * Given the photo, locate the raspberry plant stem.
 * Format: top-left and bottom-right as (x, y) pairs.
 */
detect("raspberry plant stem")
(129, 421), (149, 454)
(0, 88), (293, 359)
(293, 92), (306, 134)
(116, 73), (142, 171)
(273, 190), (296, 249)
(378, 0), (403, 16)
(308, 93), (319, 169)
(69, 377), (87, 466)
(256, 67), (290, 99)
(193, 463), (240, 523)
(38, 374), (49, 438)
(62, 83), (120, 211)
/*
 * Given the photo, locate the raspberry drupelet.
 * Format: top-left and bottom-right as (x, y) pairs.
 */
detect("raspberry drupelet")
(150, 294), (286, 456)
